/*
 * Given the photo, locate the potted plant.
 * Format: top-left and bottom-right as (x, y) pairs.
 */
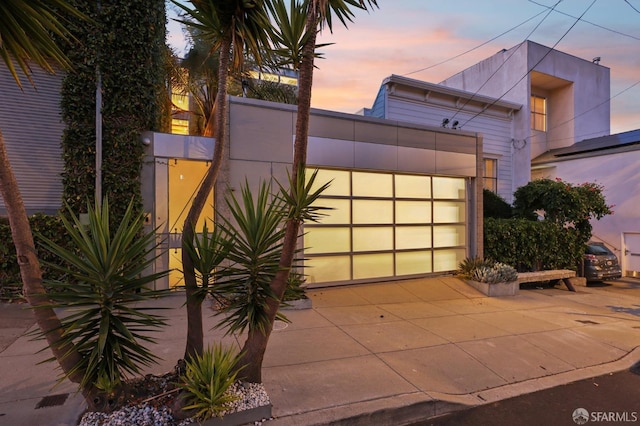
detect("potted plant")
(458, 257), (519, 296)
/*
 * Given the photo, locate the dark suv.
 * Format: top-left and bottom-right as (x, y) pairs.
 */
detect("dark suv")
(583, 242), (622, 282)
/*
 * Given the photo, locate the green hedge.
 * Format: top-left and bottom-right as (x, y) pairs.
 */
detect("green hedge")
(60, 0), (168, 223)
(0, 215), (74, 301)
(483, 189), (513, 219)
(484, 217), (582, 272)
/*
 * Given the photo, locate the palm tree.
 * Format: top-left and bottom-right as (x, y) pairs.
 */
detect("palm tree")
(171, 0), (274, 359)
(0, 0), (99, 404)
(172, 26), (225, 136)
(235, 0), (378, 383)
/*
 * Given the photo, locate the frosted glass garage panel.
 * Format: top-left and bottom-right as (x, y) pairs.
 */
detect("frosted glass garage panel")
(353, 253), (393, 279)
(308, 169), (350, 196)
(305, 255), (351, 283)
(433, 249), (466, 272)
(396, 201), (432, 223)
(396, 226), (431, 250)
(432, 177), (465, 199)
(433, 225), (466, 247)
(352, 171), (392, 197)
(353, 227), (393, 252)
(353, 200), (393, 224)
(433, 201), (466, 223)
(396, 175), (431, 198)
(312, 198), (350, 224)
(304, 227), (350, 254)
(396, 251), (432, 275)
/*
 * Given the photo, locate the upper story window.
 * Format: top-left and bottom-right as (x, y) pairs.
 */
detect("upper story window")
(172, 92), (189, 112)
(483, 158), (497, 192)
(530, 94), (547, 131)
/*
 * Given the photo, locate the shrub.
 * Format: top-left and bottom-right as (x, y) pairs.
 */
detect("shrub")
(282, 270), (307, 302)
(458, 257), (517, 284)
(483, 189), (512, 219)
(457, 256), (495, 278)
(512, 178), (613, 245)
(484, 217), (582, 272)
(0, 214), (76, 301)
(178, 344), (241, 420)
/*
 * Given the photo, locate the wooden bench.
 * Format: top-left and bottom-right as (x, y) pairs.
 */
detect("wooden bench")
(518, 269), (577, 292)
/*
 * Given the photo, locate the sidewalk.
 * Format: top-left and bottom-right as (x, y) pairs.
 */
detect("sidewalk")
(1, 277), (639, 425)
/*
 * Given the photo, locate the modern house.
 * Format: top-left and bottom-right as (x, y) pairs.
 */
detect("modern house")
(365, 40), (611, 204)
(3, 39), (633, 287)
(1, 62), (483, 289)
(141, 96), (483, 288)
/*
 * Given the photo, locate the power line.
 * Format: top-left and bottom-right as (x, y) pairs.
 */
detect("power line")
(449, 0), (564, 123)
(459, 0), (598, 129)
(538, 79), (640, 145)
(529, 0), (640, 41)
(625, 0), (640, 14)
(404, 0), (640, 80)
(402, 9), (548, 77)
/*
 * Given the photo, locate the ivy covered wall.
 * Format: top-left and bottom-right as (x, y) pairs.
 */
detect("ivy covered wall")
(61, 0), (169, 221)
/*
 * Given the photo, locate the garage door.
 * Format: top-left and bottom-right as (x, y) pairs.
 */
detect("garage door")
(303, 168), (467, 286)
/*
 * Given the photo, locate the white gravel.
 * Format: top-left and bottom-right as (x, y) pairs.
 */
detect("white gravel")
(78, 381), (271, 426)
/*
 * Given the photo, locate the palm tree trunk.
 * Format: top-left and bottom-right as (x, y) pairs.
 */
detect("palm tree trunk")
(182, 37), (231, 360)
(237, 6), (320, 384)
(0, 129), (94, 394)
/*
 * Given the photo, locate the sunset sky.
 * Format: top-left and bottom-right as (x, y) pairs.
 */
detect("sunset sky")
(167, 0), (640, 134)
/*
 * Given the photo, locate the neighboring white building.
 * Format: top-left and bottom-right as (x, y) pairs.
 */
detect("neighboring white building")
(532, 129), (640, 277)
(366, 40), (611, 203)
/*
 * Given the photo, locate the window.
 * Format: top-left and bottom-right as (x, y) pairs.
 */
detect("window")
(171, 119), (189, 135)
(530, 94), (547, 131)
(483, 158), (497, 192)
(172, 92), (189, 111)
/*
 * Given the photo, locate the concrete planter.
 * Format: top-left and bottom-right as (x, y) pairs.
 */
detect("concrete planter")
(464, 279), (519, 297)
(202, 404), (272, 426)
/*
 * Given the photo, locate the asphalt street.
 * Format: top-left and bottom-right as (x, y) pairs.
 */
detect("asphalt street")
(416, 369), (640, 426)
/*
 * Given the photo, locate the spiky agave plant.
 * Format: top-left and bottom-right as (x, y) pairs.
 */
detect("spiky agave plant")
(37, 198), (170, 399)
(213, 180), (288, 336)
(177, 343), (242, 420)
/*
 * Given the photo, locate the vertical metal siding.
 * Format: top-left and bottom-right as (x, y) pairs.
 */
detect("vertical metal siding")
(0, 64), (64, 215)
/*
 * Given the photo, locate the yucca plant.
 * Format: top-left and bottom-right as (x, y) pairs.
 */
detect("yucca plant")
(182, 220), (232, 306)
(36, 198), (170, 396)
(178, 343), (242, 420)
(213, 180), (289, 335)
(282, 269), (307, 303)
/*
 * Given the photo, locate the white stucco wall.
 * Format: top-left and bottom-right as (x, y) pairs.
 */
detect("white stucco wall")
(441, 41), (610, 191)
(532, 149), (640, 259)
